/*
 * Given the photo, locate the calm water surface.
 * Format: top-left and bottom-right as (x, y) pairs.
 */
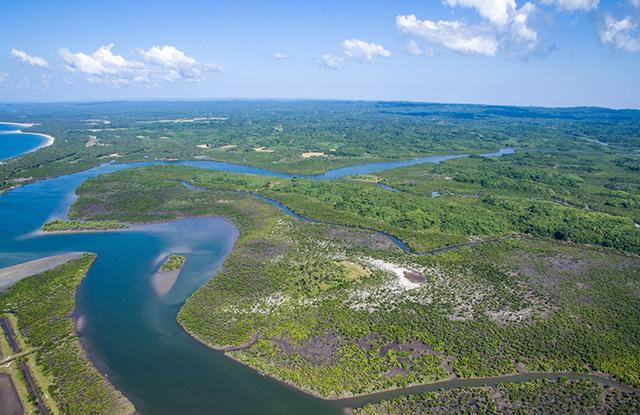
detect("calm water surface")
(0, 128), (514, 414)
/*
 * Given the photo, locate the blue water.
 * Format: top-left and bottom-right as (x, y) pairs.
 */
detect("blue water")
(0, 123), (49, 161)
(0, 128), (514, 414)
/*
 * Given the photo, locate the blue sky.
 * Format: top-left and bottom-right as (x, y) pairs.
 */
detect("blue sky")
(1, 0), (639, 107)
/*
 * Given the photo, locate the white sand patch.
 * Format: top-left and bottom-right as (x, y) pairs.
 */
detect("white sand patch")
(0, 252), (86, 291)
(139, 117), (228, 124)
(99, 153), (122, 159)
(363, 257), (422, 291)
(254, 147), (275, 153)
(196, 144), (211, 149)
(0, 121), (36, 128)
(217, 144), (237, 150)
(85, 135), (98, 147)
(87, 128), (129, 132)
(302, 152), (325, 158)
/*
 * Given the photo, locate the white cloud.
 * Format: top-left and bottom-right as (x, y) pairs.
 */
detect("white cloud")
(342, 39), (391, 63)
(599, 15), (640, 52)
(405, 40), (434, 56)
(630, 0), (640, 8)
(10, 48), (50, 69)
(59, 44), (222, 85)
(397, 0), (538, 57)
(397, 14), (498, 56)
(138, 45), (222, 82)
(318, 53), (345, 70)
(0, 72), (8, 85)
(511, 2), (538, 45)
(444, 0), (516, 26)
(141, 45), (197, 68)
(540, 0), (599, 12)
(271, 52), (289, 59)
(59, 44), (146, 85)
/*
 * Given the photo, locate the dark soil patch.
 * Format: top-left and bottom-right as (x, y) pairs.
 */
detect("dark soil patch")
(235, 239), (290, 261)
(0, 374), (23, 415)
(404, 271), (426, 284)
(324, 227), (396, 251)
(271, 329), (341, 365)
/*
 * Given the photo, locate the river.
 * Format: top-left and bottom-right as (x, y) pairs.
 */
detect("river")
(0, 127), (549, 414)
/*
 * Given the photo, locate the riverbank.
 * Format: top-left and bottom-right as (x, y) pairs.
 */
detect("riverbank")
(0, 252), (86, 291)
(0, 255), (136, 415)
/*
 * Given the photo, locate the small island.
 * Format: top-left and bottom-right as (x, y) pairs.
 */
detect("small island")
(152, 254), (186, 295)
(42, 220), (128, 232)
(161, 254), (186, 271)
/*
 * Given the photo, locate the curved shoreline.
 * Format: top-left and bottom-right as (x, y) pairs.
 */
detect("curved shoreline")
(0, 121), (55, 157)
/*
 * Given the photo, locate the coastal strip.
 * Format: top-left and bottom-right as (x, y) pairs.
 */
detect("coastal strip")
(0, 121), (55, 153)
(0, 252), (86, 292)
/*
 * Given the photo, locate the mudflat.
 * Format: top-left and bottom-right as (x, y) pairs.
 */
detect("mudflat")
(0, 252), (85, 291)
(0, 374), (23, 415)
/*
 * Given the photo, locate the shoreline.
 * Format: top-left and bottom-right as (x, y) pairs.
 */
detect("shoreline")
(177, 321), (637, 406)
(0, 121), (55, 155)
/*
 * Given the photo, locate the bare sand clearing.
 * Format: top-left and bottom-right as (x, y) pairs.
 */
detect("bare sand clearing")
(254, 146), (275, 153)
(302, 152), (325, 158)
(0, 252), (86, 291)
(196, 144), (211, 149)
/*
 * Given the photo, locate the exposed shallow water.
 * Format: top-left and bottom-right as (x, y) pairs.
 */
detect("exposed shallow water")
(0, 122), (50, 161)
(0, 135), (516, 414)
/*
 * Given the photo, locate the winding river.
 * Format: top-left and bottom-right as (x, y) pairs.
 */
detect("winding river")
(3, 128), (622, 414)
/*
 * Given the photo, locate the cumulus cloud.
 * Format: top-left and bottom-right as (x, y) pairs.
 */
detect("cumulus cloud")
(59, 44), (146, 85)
(342, 39), (391, 63)
(405, 40), (434, 56)
(271, 52), (289, 59)
(397, 14), (498, 56)
(10, 48), (50, 69)
(511, 2), (538, 44)
(140, 45), (196, 68)
(632, 0), (640, 8)
(138, 45), (223, 81)
(599, 15), (640, 52)
(444, 0), (516, 26)
(59, 44), (221, 85)
(397, 0), (538, 57)
(318, 53), (345, 70)
(540, 0), (599, 12)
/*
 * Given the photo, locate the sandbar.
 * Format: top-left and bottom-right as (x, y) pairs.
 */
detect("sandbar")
(0, 252), (86, 291)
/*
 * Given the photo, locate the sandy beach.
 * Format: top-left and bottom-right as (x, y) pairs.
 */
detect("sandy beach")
(0, 252), (86, 291)
(0, 121), (55, 152)
(0, 121), (36, 128)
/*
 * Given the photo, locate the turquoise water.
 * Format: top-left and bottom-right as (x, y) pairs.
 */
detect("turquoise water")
(0, 129), (514, 414)
(0, 123), (49, 161)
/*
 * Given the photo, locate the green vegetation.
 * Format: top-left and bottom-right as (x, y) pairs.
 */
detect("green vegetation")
(161, 254), (185, 271)
(353, 378), (640, 414)
(41, 220), (127, 232)
(2, 101), (639, 191)
(0, 255), (134, 415)
(68, 165), (640, 399)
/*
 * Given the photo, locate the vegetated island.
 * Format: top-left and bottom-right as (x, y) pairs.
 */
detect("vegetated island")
(152, 254), (186, 295)
(161, 254), (185, 271)
(66, 164), (640, 407)
(0, 254), (135, 415)
(41, 219), (128, 232)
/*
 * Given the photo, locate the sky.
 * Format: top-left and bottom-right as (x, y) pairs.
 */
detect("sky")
(1, 0), (639, 108)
